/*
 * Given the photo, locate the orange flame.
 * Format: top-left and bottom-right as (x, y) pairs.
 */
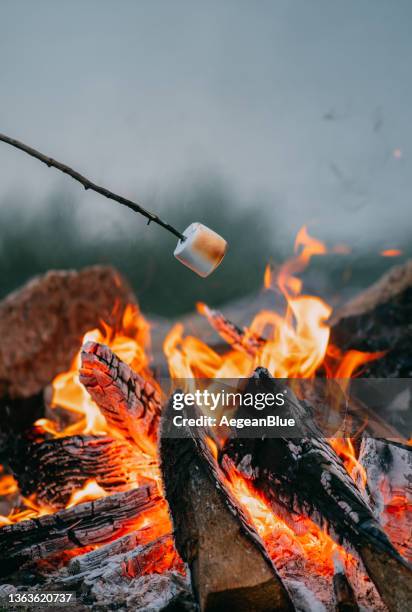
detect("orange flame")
(222, 461), (355, 576)
(66, 480), (109, 508)
(164, 226), (379, 382)
(51, 304), (155, 437)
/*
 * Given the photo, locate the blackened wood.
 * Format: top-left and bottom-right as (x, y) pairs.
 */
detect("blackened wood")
(333, 570), (359, 612)
(80, 341), (161, 456)
(0, 484), (161, 576)
(330, 259), (412, 377)
(13, 435), (148, 508)
(160, 398), (295, 612)
(224, 369), (412, 612)
(359, 438), (412, 562)
(67, 525), (167, 575)
(0, 266), (136, 398)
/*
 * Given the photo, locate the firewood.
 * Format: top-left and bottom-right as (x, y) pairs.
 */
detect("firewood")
(66, 525), (167, 576)
(160, 398), (295, 612)
(330, 259), (412, 377)
(224, 369), (412, 612)
(12, 435), (150, 508)
(0, 266), (136, 398)
(0, 485), (162, 576)
(60, 543), (190, 612)
(359, 438), (412, 562)
(197, 302), (265, 356)
(333, 569), (359, 612)
(80, 341), (161, 456)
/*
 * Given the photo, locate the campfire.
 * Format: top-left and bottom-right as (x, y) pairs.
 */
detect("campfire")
(0, 229), (411, 611)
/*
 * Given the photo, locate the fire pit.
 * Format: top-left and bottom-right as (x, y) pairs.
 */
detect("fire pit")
(0, 229), (411, 611)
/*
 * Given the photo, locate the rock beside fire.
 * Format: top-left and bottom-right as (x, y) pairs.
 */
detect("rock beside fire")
(0, 266), (136, 398)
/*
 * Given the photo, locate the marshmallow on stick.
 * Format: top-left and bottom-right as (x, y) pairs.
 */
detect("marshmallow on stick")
(174, 223), (227, 277)
(0, 133), (228, 277)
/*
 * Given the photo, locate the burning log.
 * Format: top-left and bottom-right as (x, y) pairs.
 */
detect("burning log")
(359, 438), (412, 562)
(11, 435), (150, 508)
(0, 266), (136, 398)
(160, 398), (295, 612)
(330, 259), (412, 376)
(79, 341), (161, 455)
(66, 526), (167, 576)
(0, 484), (162, 576)
(197, 303), (265, 356)
(224, 369), (412, 612)
(61, 540), (191, 612)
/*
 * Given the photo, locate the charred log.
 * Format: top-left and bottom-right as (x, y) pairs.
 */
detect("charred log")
(0, 484), (162, 576)
(0, 266), (136, 398)
(66, 526), (168, 576)
(330, 259), (412, 377)
(80, 342), (161, 456)
(359, 438), (412, 562)
(12, 435), (150, 508)
(160, 397), (295, 612)
(224, 369), (412, 612)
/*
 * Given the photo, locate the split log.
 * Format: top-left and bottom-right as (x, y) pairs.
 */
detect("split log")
(0, 266), (136, 398)
(160, 398), (295, 612)
(80, 341), (161, 456)
(12, 435), (151, 508)
(330, 259), (412, 377)
(224, 369), (412, 612)
(0, 484), (162, 576)
(359, 438), (412, 562)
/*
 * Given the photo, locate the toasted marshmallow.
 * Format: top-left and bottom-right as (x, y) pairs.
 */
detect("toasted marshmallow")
(174, 223), (227, 277)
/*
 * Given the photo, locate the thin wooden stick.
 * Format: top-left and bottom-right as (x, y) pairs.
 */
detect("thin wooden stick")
(0, 132), (185, 241)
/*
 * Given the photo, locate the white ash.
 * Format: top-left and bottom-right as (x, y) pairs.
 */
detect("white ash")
(88, 571), (194, 612)
(284, 579), (327, 612)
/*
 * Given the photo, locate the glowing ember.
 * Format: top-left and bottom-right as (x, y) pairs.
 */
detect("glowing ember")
(220, 458), (355, 576)
(381, 249), (402, 257)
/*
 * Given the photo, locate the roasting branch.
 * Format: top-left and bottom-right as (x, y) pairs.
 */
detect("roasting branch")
(0, 132), (185, 241)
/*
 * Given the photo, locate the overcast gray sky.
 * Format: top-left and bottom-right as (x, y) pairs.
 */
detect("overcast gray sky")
(1, 0), (411, 248)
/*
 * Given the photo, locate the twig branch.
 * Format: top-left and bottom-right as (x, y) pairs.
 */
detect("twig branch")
(0, 132), (185, 241)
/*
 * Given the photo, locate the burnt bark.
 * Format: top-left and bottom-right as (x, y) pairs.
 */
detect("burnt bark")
(0, 266), (136, 398)
(224, 369), (412, 612)
(160, 397), (295, 612)
(80, 341), (161, 456)
(66, 526), (168, 576)
(0, 485), (161, 576)
(359, 438), (412, 562)
(12, 435), (149, 508)
(330, 259), (412, 377)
